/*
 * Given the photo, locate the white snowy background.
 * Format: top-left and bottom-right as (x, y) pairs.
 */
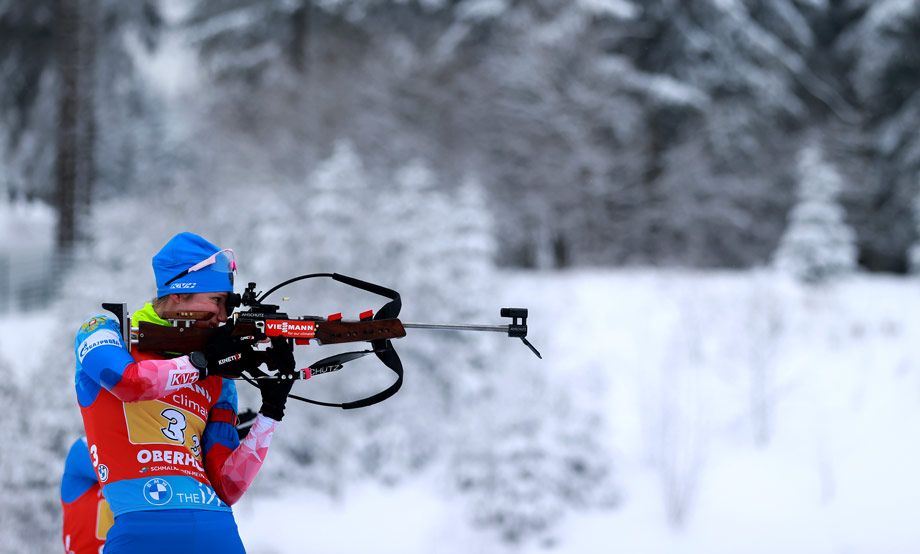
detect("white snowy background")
(234, 270), (920, 554)
(3, 1), (920, 553)
(2, 196), (920, 552)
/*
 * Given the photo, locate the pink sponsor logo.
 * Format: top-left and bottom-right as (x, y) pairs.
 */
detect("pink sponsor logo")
(167, 368), (198, 390)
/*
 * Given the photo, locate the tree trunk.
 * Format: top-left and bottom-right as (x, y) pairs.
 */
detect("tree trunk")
(76, 0), (97, 241)
(55, 0), (97, 256)
(290, 3), (310, 73)
(55, 0), (80, 254)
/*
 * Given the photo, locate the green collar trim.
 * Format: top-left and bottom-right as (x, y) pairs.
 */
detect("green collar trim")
(132, 302), (184, 357)
(132, 302), (170, 327)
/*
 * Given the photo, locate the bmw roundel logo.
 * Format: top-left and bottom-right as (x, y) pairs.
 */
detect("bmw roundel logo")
(97, 464), (109, 483)
(143, 478), (173, 506)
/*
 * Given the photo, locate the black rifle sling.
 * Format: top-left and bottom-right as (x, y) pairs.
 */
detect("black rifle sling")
(257, 272), (404, 410)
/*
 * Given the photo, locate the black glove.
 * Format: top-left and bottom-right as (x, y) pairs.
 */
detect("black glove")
(258, 338), (296, 421)
(266, 336), (296, 373)
(196, 324), (255, 378)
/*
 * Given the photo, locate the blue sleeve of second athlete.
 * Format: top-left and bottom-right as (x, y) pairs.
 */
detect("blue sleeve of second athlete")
(61, 438), (99, 503)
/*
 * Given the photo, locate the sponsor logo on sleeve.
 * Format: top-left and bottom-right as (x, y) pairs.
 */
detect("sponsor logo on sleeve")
(77, 330), (122, 362)
(166, 367), (199, 391)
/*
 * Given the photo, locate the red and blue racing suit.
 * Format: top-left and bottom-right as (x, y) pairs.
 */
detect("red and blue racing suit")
(74, 305), (279, 551)
(61, 437), (112, 554)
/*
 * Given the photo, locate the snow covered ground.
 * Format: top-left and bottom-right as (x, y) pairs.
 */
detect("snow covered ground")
(233, 269), (920, 553)
(4, 268), (919, 553)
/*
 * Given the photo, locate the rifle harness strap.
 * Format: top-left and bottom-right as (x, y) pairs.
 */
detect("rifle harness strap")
(209, 407), (238, 426)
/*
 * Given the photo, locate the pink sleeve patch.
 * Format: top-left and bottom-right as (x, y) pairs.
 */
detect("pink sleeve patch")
(214, 414), (278, 505)
(111, 356), (200, 402)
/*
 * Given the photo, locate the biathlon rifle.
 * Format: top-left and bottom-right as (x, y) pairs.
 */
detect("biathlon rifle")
(102, 273), (540, 410)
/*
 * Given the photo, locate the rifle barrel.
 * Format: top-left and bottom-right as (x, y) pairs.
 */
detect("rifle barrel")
(402, 322), (509, 333)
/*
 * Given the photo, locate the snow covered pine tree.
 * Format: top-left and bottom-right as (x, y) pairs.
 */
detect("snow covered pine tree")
(774, 141), (858, 283)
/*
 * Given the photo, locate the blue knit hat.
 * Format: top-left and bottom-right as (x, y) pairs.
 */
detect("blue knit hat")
(152, 232), (235, 297)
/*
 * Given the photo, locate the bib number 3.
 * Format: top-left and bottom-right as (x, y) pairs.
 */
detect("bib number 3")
(160, 408), (188, 443)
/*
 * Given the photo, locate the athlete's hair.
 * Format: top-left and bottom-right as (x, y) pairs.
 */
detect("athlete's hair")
(152, 295), (170, 313)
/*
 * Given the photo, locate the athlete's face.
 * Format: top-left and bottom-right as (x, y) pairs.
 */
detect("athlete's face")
(167, 292), (229, 328)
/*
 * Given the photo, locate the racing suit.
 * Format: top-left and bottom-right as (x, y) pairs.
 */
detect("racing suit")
(61, 437), (112, 554)
(74, 304), (279, 553)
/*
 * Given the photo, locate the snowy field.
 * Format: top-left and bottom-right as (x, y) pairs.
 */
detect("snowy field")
(3, 268), (920, 553)
(233, 269), (920, 554)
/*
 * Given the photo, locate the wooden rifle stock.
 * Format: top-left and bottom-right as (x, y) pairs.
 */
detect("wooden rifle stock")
(314, 320), (406, 344)
(135, 318), (407, 353)
(135, 322), (212, 353)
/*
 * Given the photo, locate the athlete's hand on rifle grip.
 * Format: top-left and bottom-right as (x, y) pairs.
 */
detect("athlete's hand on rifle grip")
(266, 336), (295, 373)
(199, 324), (255, 378)
(258, 337), (295, 421)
